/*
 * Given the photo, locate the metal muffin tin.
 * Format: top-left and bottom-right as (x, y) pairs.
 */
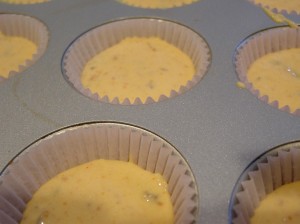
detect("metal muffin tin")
(1, 0), (300, 223)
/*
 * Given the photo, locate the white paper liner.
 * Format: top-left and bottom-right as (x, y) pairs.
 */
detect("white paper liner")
(62, 17), (211, 105)
(247, 0), (300, 15)
(0, 0), (49, 5)
(229, 141), (300, 224)
(0, 122), (199, 224)
(234, 26), (300, 116)
(116, 0), (199, 9)
(0, 14), (49, 81)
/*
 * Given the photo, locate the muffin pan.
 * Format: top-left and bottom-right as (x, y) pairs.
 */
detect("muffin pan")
(0, 0), (49, 5)
(1, 0), (300, 224)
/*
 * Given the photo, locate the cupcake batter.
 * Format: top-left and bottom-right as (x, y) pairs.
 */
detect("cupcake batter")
(20, 159), (174, 224)
(0, 31), (37, 78)
(247, 48), (300, 112)
(251, 181), (300, 224)
(252, 0), (300, 14)
(81, 37), (195, 103)
(117, 0), (199, 9)
(262, 7), (297, 28)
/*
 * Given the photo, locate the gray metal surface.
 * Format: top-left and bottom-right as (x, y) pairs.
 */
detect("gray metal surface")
(1, 0), (300, 223)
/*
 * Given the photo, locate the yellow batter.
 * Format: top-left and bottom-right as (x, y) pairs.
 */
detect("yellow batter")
(262, 7), (298, 28)
(253, 0), (300, 13)
(0, 32), (37, 78)
(247, 48), (300, 112)
(251, 181), (300, 224)
(81, 37), (195, 103)
(20, 159), (174, 224)
(117, 0), (199, 9)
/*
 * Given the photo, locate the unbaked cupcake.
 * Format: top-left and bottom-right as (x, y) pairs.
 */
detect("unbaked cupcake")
(116, 0), (199, 9)
(0, 122), (199, 224)
(234, 26), (300, 116)
(62, 17), (211, 105)
(229, 141), (300, 224)
(0, 14), (49, 80)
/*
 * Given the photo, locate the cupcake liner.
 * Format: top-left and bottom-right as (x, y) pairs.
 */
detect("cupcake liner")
(116, 0), (199, 9)
(0, 0), (49, 5)
(62, 17), (211, 105)
(234, 26), (300, 116)
(247, 0), (300, 15)
(0, 122), (199, 224)
(229, 141), (300, 224)
(0, 14), (49, 81)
